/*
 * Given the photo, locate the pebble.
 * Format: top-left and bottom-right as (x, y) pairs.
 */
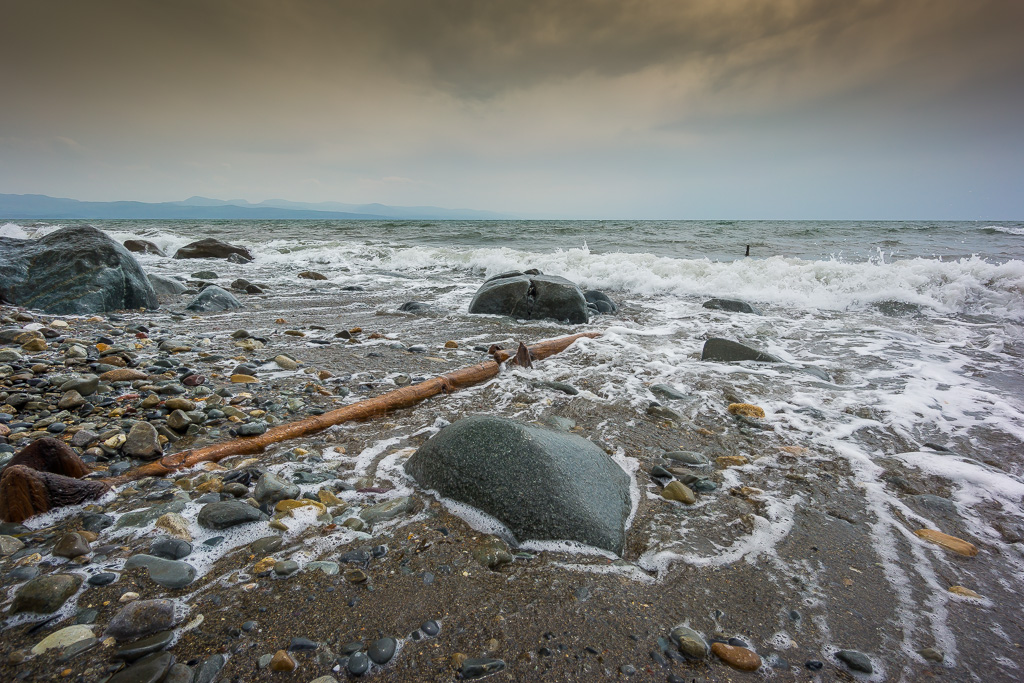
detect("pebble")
(254, 472), (300, 504)
(919, 647), (944, 662)
(105, 599), (177, 641)
(0, 534), (25, 555)
(270, 649), (297, 671)
(123, 554), (196, 589)
(197, 499), (266, 529)
(274, 559), (299, 576)
(368, 637), (397, 664)
(11, 573), (82, 614)
(711, 642), (762, 671)
(155, 512), (192, 540)
(108, 650), (174, 683)
(164, 663), (195, 683)
(836, 649), (873, 673)
(461, 658), (505, 679)
(114, 630), (175, 661)
(670, 625), (708, 659)
(915, 528), (978, 556)
(421, 620), (440, 637)
(661, 480), (697, 504)
(949, 585), (983, 599)
(87, 572), (118, 586)
(347, 651), (370, 675)
(289, 637), (319, 651)
(31, 625), (94, 655)
(150, 537), (193, 560)
(238, 421), (268, 436)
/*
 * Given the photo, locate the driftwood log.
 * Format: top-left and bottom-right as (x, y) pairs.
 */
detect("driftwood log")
(0, 332), (598, 522)
(104, 331), (598, 486)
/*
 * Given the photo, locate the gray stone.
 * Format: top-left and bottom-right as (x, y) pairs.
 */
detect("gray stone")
(197, 499), (266, 529)
(0, 225), (158, 314)
(306, 561), (339, 575)
(148, 273), (188, 296)
(701, 337), (782, 363)
(0, 534), (25, 556)
(836, 650), (873, 673)
(468, 271), (589, 324)
(114, 630), (174, 661)
(163, 663), (194, 683)
(123, 421), (162, 460)
(650, 384), (688, 401)
(71, 429), (100, 447)
(58, 390), (86, 410)
(254, 472), (300, 504)
(123, 554), (196, 589)
(192, 654), (226, 683)
(105, 599), (177, 641)
(664, 451), (709, 466)
(238, 421), (267, 436)
(61, 375), (99, 396)
(115, 500), (187, 528)
(670, 625), (709, 659)
(274, 560), (299, 576)
(583, 290), (617, 314)
(166, 409), (191, 430)
(359, 496), (417, 525)
(149, 537), (192, 560)
(108, 651), (174, 683)
(347, 651), (369, 675)
(405, 416), (631, 554)
(185, 285), (243, 313)
(368, 637), (397, 664)
(11, 574), (82, 613)
(702, 298), (762, 315)
(249, 535), (284, 555)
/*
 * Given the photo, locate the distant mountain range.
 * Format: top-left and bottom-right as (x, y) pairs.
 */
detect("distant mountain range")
(0, 193), (513, 221)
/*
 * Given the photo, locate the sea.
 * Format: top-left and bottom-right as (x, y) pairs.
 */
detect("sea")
(3, 218), (1024, 676)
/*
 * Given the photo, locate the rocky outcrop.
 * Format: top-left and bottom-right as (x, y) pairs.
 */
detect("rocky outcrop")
(0, 225), (158, 314)
(174, 238), (253, 262)
(123, 239), (166, 256)
(468, 271), (589, 324)
(405, 416), (632, 554)
(584, 290), (617, 314)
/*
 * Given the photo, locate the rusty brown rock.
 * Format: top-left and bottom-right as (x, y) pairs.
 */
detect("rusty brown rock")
(99, 368), (149, 382)
(711, 642), (762, 671)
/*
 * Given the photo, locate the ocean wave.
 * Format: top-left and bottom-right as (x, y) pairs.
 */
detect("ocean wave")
(984, 225), (1024, 236)
(0, 222), (68, 239)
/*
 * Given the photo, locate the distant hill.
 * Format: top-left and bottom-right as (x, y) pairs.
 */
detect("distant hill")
(0, 193), (513, 221)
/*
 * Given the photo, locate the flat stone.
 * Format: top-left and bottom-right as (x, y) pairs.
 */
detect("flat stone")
(108, 650), (174, 683)
(664, 451), (709, 466)
(359, 496), (417, 525)
(87, 572), (118, 586)
(123, 554), (196, 589)
(115, 500), (187, 528)
(197, 499), (266, 529)
(836, 649), (873, 673)
(149, 537), (192, 560)
(11, 573), (82, 614)
(702, 298), (762, 314)
(115, 630), (174, 661)
(274, 560), (299, 576)
(670, 626), (708, 659)
(155, 513), (192, 541)
(100, 368), (149, 382)
(651, 384), (689, 400)
(307, 561), (339, 575)
(105, 599), (177, 641)
(192, 654), (226, 683)
(661, 481), (696, 504)
(31, 625), (94, 655)
(461, 658), (506, 679)
(711, 642), (762, 671)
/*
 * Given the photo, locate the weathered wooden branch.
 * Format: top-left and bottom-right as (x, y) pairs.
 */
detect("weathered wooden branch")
(104, 331), (600, 486)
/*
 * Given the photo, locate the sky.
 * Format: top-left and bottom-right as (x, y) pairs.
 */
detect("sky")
(1, 0), (1022, 219)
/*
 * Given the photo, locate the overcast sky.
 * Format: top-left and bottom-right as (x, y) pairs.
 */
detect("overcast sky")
(2, 0), (1022, 218)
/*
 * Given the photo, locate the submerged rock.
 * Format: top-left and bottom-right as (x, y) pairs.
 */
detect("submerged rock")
(701, 337), (782, 363)
(405, 416), (631, 554)
(0, 225), (158, 314)
(583, 290), (617, 314)
(11, 574), (82, 613)
(702, 298), (762, 315)
(174, 238), (253, 261)
(468, 271), (589, 324)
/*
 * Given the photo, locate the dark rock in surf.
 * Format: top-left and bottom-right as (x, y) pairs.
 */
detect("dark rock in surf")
(702, 298), (761, 315)
(148, 273), (188, 296)
(123, 239), (167, 257)
(405, 416), (631, 554)
(701, 338), (782, 363)
(469, 271), (589, 324)
(174, 238), (253, 262)
(0, 225), (158, 314)
(399, 301), (433, 314)
(584, 290), (617, 314)
(185, 286), (243, 312)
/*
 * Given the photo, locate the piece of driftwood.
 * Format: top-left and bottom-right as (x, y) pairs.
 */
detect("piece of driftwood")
(105, 331), (600, 486)
(0, 438), (111, 523)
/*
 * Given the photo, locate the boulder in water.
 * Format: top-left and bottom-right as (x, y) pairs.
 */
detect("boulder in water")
(584, 290), (617, 314)
(185, 286), (242, 312)
(174, 238), (253, 262)
(702, 298), (761, 315)
(123, 239), (166, 257)
(701, 338), (781, 363)
(469, 272), (589, 324)
(0, 225), (158, 314)
(404, 416), (631, 554)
